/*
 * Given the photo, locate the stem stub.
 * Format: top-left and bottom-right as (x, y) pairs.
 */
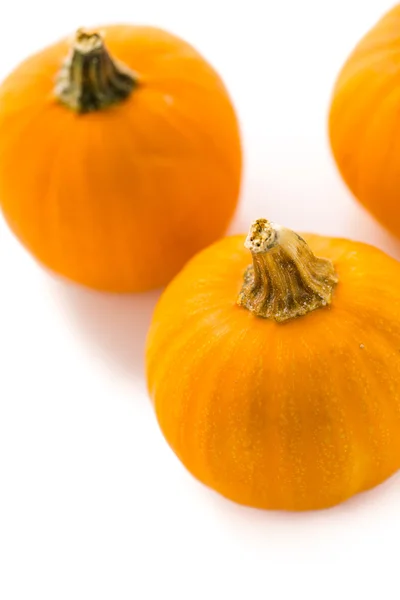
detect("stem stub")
(55, 28), (137, 113)
(237, 218), (338, 323)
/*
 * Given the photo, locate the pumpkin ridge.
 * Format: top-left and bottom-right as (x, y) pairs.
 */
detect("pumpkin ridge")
(356, 84), (400, 203)
(329, 71), (400, 195)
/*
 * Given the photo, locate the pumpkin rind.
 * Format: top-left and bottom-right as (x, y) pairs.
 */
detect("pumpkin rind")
(146, 226), (400, 511)
(0, 25), (242, 292)
(328, 5), (400, 237)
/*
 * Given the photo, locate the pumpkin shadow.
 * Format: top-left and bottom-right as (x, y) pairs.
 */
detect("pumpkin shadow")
(49, 279), (162, 384)
(227, 207), (254, 236)
(205, 469), (400, 530)
(346, 209), (400, 260)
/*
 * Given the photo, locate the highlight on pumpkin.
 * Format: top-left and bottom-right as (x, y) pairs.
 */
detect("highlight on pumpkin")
(146, 216), (400, 511)
(0, 23), (242, 292)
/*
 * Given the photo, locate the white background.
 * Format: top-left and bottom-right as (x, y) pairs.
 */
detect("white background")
(0, 1), (399, 598)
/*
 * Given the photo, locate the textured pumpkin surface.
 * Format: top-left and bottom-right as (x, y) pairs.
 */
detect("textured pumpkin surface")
(329, 5), (400, 238)
(146, 232), (400, 511)
(0, 25), (242, 292)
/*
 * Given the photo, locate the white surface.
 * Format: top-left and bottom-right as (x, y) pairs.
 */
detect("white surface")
(1, 1), (399, 598)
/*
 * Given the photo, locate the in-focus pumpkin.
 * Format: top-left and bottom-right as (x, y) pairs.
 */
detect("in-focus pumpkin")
(146, 218), (400, 511)
(329, 5), (400, 238)
(0, 26), (242, 292)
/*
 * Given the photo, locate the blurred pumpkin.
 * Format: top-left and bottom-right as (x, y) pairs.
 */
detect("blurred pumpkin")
(329, 5), (400, 238)
(146, 218), (400, 511)
(0, 25), (242, 292)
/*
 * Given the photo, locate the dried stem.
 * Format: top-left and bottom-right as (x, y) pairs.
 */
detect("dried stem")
(55, 28), (137, 113)
(237, 219), (338, 322)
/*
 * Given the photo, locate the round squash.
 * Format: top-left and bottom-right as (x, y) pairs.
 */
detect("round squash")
(146, 218), (400, 511)
(329, 5), (400, 238)
(0, 26), (242, 292)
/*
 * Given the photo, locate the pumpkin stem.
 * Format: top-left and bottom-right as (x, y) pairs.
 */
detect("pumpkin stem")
(237, 219), (338, 322)
(55, 28), (137, 113)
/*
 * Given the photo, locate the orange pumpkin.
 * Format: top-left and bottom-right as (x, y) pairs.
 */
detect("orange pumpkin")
(146, 218), (400, 511)
(329, 5), (400, 238)
(0, 26), (242, 292)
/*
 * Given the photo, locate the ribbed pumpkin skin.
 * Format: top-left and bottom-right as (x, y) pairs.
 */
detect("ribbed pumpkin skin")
(329, 5), (400, 238)
(146, 233), (400, 511)
(0, 25), (242, 292)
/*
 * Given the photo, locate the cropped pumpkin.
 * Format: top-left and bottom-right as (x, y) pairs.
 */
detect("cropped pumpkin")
(329, 4), (400, 238)
(0, 26), (242, 292)
(146, 218), (400, 511)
